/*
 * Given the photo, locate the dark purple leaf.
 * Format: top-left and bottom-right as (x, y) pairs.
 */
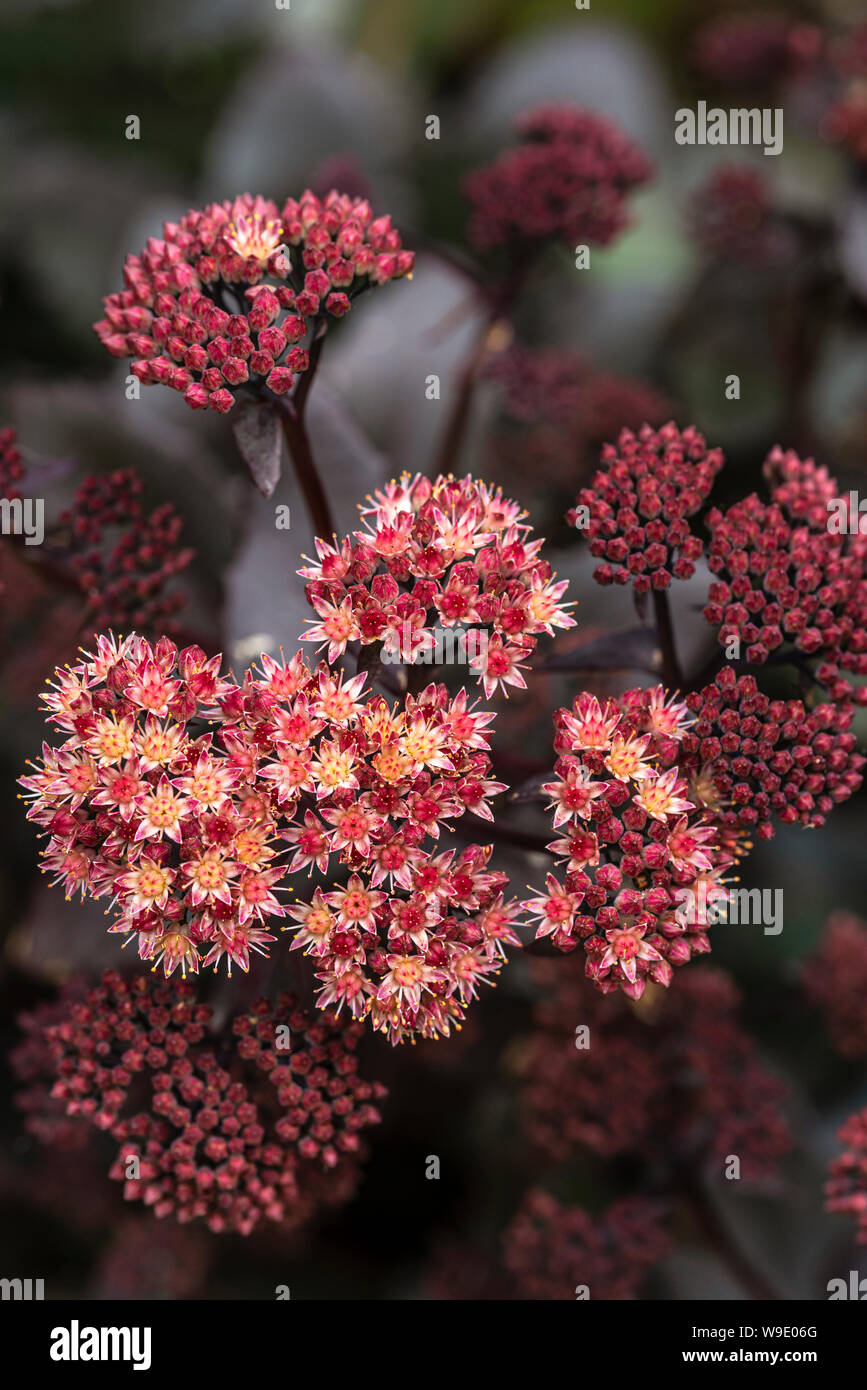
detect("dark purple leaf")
(232, 399), (282, 497)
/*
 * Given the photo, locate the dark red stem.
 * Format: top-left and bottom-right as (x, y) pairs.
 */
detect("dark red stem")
(275, 397), (336, 543)
(652, 589), (684, 689)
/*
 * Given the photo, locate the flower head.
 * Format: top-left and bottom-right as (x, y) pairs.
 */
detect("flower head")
(244, 664), (522, 1043)
(826, 1109), (867, 1245)
(94, 191), (413, 413)
(464, 105), (652, 254)
(802, 911), (867, 1058)
(14, 970), (386, 1236)
(502, 1188), (669, 1300)
(520, 957), (790, 1177)
(523, 685), (734, 999)
(570, 422), (723, 593)
(19, 634), (287, 978)
(60, 470), (193, 634)
(199, 650), (518, 1041)
(0, 440), (191, 635)
(703, 447), (867, 702)
(300, 472), (574, 694)
(682, 667), (864, 839)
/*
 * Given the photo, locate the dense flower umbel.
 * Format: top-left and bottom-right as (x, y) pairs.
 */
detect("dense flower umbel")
(299, 472), (575, 699)
(94, 191), (413, 413)
(222, 652), (520, 1043)
(0, 433), (192, 636)
(682, 668), (864, 840)
(520, 958), (791, 1177)
(523, 685), (734, 1000)
(569, 422), (723, 593)
(826, 1110), (867, 1245)
(60, 471), (193, 633)
(16, 971), (385, 1236)
(502, 1188), (669, 1301)
(802, 911), (867, 1058)
(704, 448), (867, 701)
(464, 104), (652, 254)
(19, 633), (288, 978)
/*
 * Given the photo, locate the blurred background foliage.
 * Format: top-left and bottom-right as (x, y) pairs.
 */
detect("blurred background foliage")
(1, 0), (866, 1299)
